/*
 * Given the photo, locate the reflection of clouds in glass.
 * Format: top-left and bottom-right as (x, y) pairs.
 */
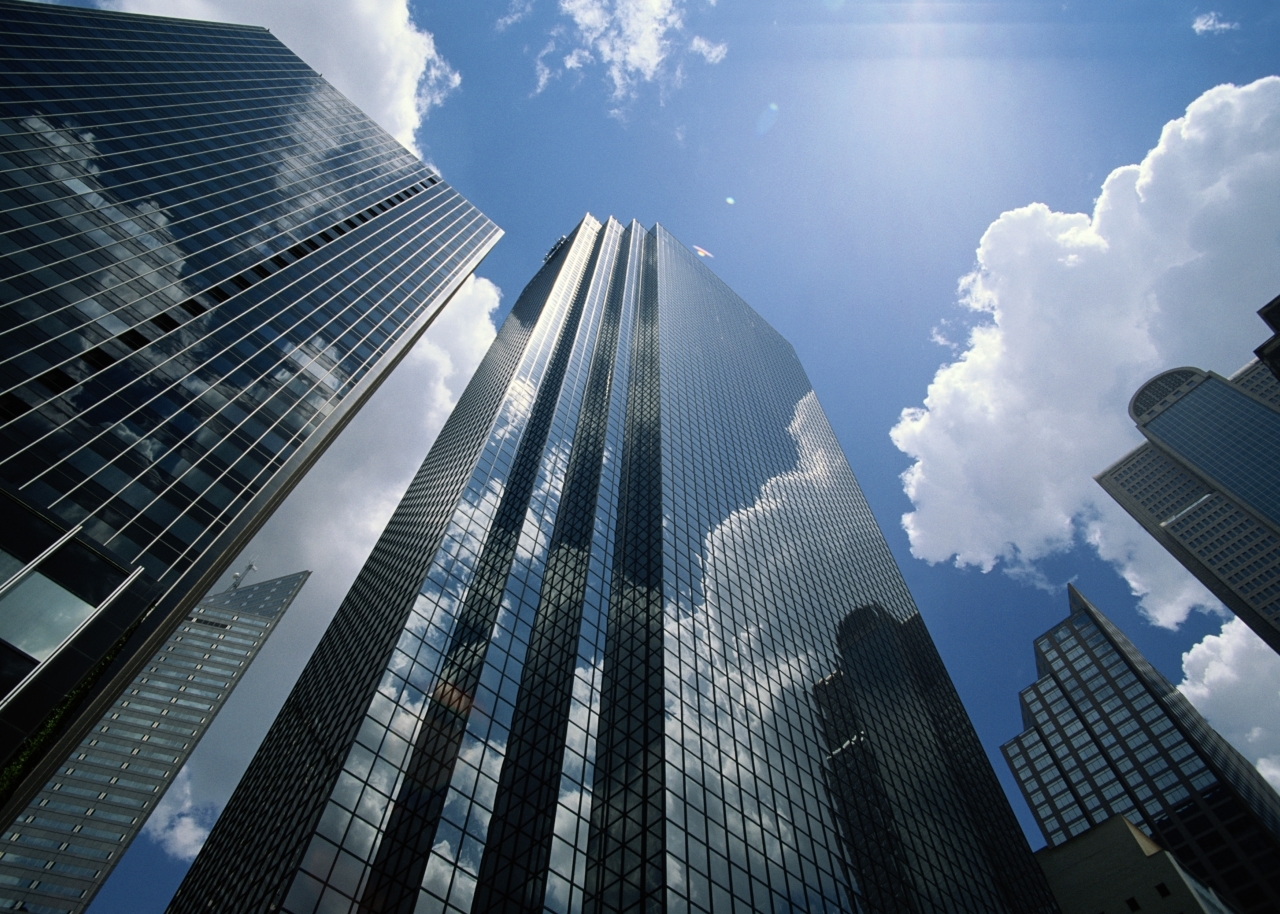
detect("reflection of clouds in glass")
(14, 117), (191, 354)
(542, 643), (605, 913)
(671, 390), (855, 906)
(309, 275), (577, 910)
(518, 437), (573, 567)
(13, 106), (437, 575)
(543, 234), (635, 914)
(421, 840), (455, 900)
(397, 226), (616, 912)
(109, 0), (458, 158)
(681, 389), (845, 627)
(0, 572), (95, 662)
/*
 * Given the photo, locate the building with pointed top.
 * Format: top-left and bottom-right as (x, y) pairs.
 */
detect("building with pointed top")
(0, 570), (310, 914)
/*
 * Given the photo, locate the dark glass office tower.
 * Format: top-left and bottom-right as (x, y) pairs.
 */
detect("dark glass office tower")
(1003, 586), (1280, 914)
(0, 570), (308, 914)
(0, 0), (499, 817)
(1254, 294), (1280, 382)
(1096, 353), (1280, 656)
(171, 216), (1055, 914)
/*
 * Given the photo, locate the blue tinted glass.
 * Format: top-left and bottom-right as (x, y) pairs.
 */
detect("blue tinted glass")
(0, 0), (499, 602)
(1147, 378), (1280, 528)
(171, 218), (1057, 914)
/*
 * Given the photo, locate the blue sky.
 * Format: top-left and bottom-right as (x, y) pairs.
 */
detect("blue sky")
(78, 0), (1280, 909)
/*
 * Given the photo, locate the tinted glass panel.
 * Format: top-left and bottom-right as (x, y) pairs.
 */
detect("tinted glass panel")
(170, 219), (1056, 914)
(1147, 378), (1280, 528)
(0, 571), (94, 662)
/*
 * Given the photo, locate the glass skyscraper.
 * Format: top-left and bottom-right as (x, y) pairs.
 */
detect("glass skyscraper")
(0, 0), (499, 819)
(1096, 357), (1280, 655)
(1003, 586), (1280, 914)
(0, 569), (309, 914)
(171, 216), (1055, 914)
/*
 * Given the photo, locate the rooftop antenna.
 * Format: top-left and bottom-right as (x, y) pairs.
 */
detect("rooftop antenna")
(229, 560), (257, 591)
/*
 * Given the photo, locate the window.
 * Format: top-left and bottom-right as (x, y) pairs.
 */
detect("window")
(1125, 897), (1141, 911)
(1155, 883), (1171, 898)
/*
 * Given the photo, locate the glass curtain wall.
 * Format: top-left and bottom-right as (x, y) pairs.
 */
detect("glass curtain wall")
(170, 217), (1055, 914)
(0, 0), (499, 810)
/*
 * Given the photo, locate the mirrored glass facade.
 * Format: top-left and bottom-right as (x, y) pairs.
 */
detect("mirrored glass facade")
(171, 216), (1054, 914)
(0, 570), (309, 914)
(1097, 362), (1280, 655)
(1002, 586), (1280, 914)
(0, 0), (499, 811)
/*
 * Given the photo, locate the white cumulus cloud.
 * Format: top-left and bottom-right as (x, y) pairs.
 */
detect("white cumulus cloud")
(689, 35), (727, 64)
(526, 0), (725, 102)
(1192, 12), (1239, 35)
(561, 0), (683, 97)
(497, 0), (536, 31)
(142, 769), (218, 861)
(101, 0), (459, 158)
(1178, 618), (1280, 790)
(564, 47), (595, 70)
(890, 76), (1280, 629)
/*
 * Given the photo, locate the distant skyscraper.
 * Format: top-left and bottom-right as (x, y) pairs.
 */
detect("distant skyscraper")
(171, 216), (1055, 914)
(1096, 352), (1280, 656)
(0, 570), (308, 914)
(0, 0), (499, 818)
(1002, 586), (1280, 914)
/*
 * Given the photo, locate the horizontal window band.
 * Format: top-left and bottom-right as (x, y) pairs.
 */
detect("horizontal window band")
(2, 177), (441, 423)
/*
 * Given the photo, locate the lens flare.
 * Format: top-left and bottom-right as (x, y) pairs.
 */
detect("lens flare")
(693, 245), (714, 258)
(756, 102), (779, 136)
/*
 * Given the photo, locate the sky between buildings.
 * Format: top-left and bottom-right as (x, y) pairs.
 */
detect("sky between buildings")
(68, 0), (1280, 910)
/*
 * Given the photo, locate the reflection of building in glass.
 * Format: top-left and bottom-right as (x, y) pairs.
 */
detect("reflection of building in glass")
(813, 604), (1055, 912)
(0, 0), (499, 818)
(1002, 586), (1280, 914)
(0, 570), (308, 914)
(1096, 319), (1280, 656)
(172, 215), (1055, 914)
